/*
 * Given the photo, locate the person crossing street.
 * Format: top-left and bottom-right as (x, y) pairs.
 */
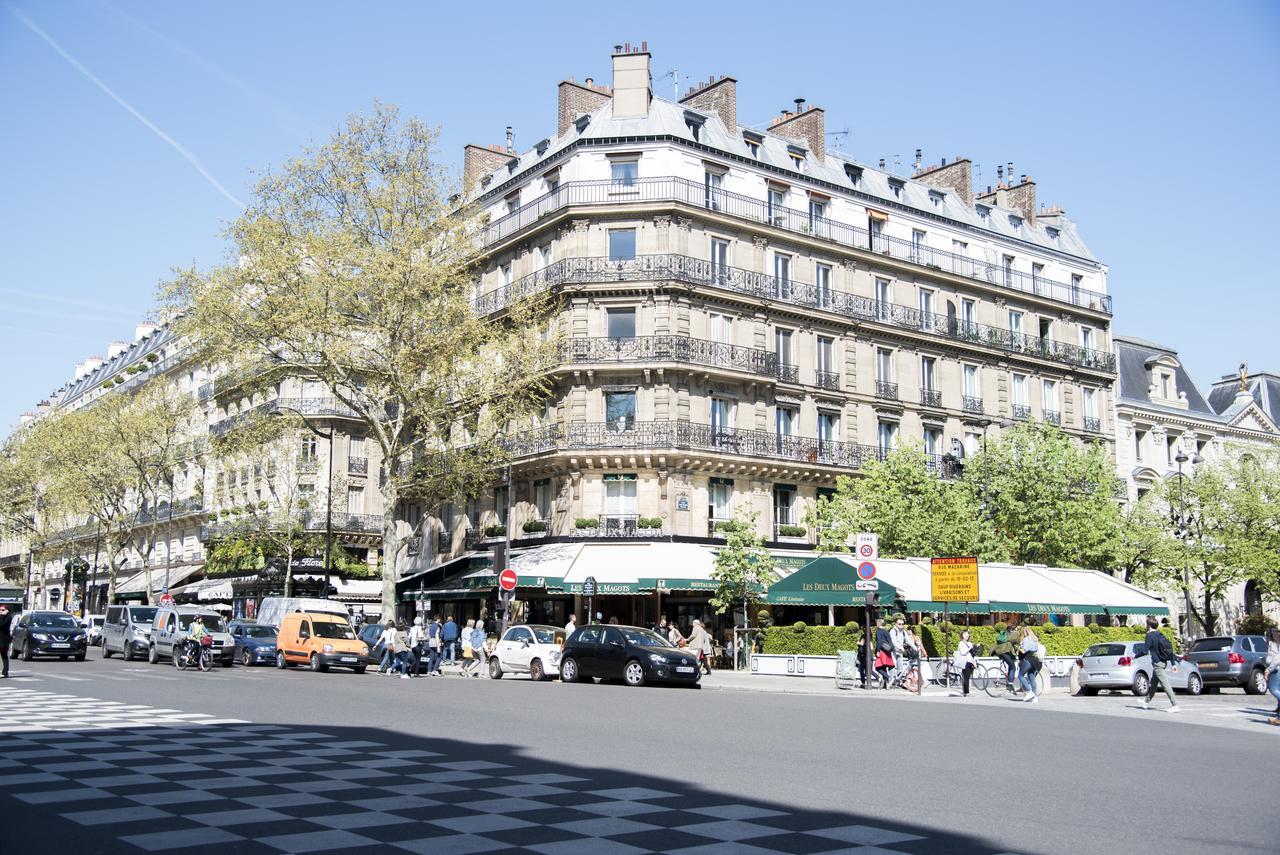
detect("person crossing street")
(1139, 616), (1181, 713)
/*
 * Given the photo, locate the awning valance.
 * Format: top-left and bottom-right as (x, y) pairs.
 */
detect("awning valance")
(766, 557), (896, 607)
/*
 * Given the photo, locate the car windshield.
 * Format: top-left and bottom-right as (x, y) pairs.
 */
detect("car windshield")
(1190, 637), (1233, 652)
(32, 613), (80, 629)
(179, 614), (226, 632)
(314, 622), (355, 640)
(531, 627), (565, 644)
(129, 607), (158, 624)
(90, 617), (104, 627)
(1085, 644), (1128, 657)
(242, 626), (275, 639)
(621, 628), (669, 647)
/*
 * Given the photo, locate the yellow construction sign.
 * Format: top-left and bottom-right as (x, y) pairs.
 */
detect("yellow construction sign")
(931, 556), (980, 602)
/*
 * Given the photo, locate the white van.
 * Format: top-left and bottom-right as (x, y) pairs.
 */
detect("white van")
(103, 605), (160, 661)
(256, 597), (350, 631)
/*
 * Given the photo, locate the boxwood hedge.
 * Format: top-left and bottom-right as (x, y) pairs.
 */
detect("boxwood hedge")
(760, 622), (1176, 658)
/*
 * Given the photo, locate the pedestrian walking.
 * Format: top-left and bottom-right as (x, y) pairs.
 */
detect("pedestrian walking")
(393, 624), (414, 679)
(564, 613), (577, 637)
(992, 624), (1017, 691)
(1138, 616), (1181, 712)
(667, 620), (686, 648)
(655, 616), (668, 636)
(873, 618), (895, 689)
(1017, 626), (1042, 702)
(687, 619), (713, 674)
(468, 622), (487, 678)
(425, 615), (443, 675)
(1264, 627), (1280, 725)
(458, 619), (475, 676)
(955, 629), (977, 697)
(0, 605), (12, 678)
(408, 616), (428, 677)
(377, 620), (397, 674)
(441, 615), (459, 666)
(889, 617), (909, 682)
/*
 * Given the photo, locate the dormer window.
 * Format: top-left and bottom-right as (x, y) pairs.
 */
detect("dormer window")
(574, 114), (591, 133)
(844, 164), (862, 187)
(506, 157), (519, 174)
(1009, 214), (1023, 233)
(787, 145), (806, 172)
(1046, 226), (1060, 242)
(683, 110), (706, 143)
(535, 138), (550, 156)
(480, 174), (493, 189)
(976, 204), (990, 221)
(928, 190), (944, 208)
(743, 131), (763, 159)
(888, 177), (904, 198)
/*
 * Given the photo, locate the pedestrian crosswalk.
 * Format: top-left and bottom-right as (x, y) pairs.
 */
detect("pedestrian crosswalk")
(0, 685), (987, 854)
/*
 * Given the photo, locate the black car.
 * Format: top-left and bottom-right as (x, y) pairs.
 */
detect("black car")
(559, 624), (700, 687)
(357, 623), (386, 663)
(228, 620), (278, 667)
(11, 611), (89, 661)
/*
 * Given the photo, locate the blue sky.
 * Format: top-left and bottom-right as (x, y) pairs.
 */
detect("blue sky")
(2, 1), (1278, 430)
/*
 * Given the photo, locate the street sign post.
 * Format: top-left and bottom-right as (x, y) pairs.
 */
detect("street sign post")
(498, 568), (518, 593)
(583, 576), (596, 623)
(930, 556), (980, 668)
(855, 579), (878, 591)
(855, 532), (879, 561)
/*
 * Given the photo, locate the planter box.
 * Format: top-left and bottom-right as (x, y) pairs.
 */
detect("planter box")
(748, 653), (840, 678)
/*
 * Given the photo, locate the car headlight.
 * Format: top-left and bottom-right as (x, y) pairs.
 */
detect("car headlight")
(32, 633), (49, 641)
(322, 644), (334, 653)
(648, 653), (668, 664)
(362, 644), (369, 655)
(131, 626), (148, 638)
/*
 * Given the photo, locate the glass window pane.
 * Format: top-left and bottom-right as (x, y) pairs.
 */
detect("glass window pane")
(611, 161), (637, 186)
(605, 392), (636, 430)
(607, 308), (635, 338)
(608, 229), (636, 261)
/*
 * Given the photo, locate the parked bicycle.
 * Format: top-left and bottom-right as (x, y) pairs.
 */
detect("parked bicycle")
(934, 658), (1003, 696)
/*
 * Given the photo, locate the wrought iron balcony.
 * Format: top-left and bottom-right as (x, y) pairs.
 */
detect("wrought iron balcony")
(197, 383), (214, 401)
(875, 381), (899, 400)
(559, 335), (776, 377)
(210, 397), (363, 438)
(473, 254), (1116, 374)
(962, 396), (985, 414)
(1043, 409), (1062, 426)
(502, 420), (888, 472)
(815, 370), (841, 391)
(1013, 404), (1032, 421)
(297, 457), (320, 474)
(920, 389), (942, 408)
(1082, 416), (1101, 433)
(348, 457), (368, 475)
(438, 530), (453, 553)
(775, 363), (799, 383)
(480, 176), (1113, 313)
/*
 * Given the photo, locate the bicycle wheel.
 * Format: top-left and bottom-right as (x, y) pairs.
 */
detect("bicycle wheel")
(176, 649), (189, 671)
(936, 661), (956, 690)
(972, 664), (994, 696)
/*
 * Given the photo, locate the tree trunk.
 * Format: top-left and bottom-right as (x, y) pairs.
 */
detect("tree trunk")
(380, 472), (400, 620)
(1202, 588), (1217, 636)
(284, 543), (294, 599)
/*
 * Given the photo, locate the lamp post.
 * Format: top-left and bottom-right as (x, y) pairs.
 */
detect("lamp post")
(1172, 449), (1202, 639)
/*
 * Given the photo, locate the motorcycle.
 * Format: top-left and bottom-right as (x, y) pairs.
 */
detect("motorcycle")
(176, 635), (213, 672)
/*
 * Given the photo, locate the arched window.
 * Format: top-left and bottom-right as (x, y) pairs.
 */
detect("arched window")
(1243, 579), (1262, 617)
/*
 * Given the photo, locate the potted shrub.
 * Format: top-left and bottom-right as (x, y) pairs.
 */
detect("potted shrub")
(713, 519), (742, 535)
(522, 520), (547, 534)
(637, 516), (662, 531)
(777, 524), (807, 538)
(484, 524), (506, 538)
(574, 517), (600, 531)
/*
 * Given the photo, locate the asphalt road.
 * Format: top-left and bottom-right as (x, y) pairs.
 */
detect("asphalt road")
(1, 650), (1277, 855)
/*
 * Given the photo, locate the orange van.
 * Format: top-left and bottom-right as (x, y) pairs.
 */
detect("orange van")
(275, 611), (369, 673)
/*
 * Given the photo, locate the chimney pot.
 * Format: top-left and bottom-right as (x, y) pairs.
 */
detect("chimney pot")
(941, 157), (947, 166)
(879, 158), (886, 169)
(794, 98), (805, 111)
(1020, 174), (1027, 184)
(585, 77), (593, 86)
(614, 44), (622, 52)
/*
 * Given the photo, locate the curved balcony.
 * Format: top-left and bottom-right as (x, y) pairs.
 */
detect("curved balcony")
(475, 254), (1116, 375)
(481, 176), (1111, 313)
(559, 335), (777, 378)
(209, 397), (363, 438)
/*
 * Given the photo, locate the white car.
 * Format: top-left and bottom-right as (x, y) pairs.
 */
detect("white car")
(488, 624), (566, 681)
(82, 614), (105, 645)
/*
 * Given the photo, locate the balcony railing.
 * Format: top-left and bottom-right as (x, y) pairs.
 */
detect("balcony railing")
(348, 457), (368, 475)
(559, 335), (776, 377)
(815, 370), (841, 391)
(197, 383), (214, 401)
(1043, 409), (1062, 426)
(920, 389), (942, 408)
(297, 457), (320, 474)
(775, 363), (799, 383)
(875, 381), (899, 400)
(503, 420), (890, 472)
(473, 254), (1116, 374)
(210, 397), (363, 438)
(480, 177), (1112, 313)
(1013, 404), (1032, 421)
(1082, 416), (1101, 433)
(962, 396), (985, 414)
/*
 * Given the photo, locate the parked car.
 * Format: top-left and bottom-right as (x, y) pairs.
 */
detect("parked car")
(276, 611), (369, 673)
(228, 620), (278, 667)
(148, 606), (235, 667)
(102, 605), (158, 661)
(489, 624), (565, 681)
(1076, 640), (1203, 697)
(357, 623), (385, 663)
(9, 611), (89, 661)
(559, 624), (700, 687)
(1183, 635), (1270, 694)
(81, 614), (105, 645)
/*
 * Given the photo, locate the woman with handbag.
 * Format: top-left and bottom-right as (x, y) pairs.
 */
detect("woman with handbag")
(1017, 626), (1042, 702)
(955, 629), (977, 697)
(873, 618), (895, 689)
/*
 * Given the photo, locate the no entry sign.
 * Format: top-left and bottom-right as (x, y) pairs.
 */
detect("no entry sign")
(498, 568), (519, 592)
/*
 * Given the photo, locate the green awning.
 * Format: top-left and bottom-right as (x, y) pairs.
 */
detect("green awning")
(988, 600), (1105, 616)
(905, 600), (991, 613)
(766, 556), (897, 607)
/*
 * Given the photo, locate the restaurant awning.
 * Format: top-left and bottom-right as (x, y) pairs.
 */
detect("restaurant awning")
(766, 556), (897, 606)
(113, 565), (202, 597)
(1028, 566), (1169, 616)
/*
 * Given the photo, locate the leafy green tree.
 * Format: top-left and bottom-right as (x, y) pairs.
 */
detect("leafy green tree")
(1113, 492), (1178, 584)
(968, 422), (1122, 569)
(809, 445), (1007, 561)
(163, 105), (555, 616)
(710, 511), (778, 625)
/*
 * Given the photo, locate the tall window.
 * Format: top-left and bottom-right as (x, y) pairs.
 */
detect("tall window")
(1009, 310), (1023, 337)
(533, 479), (552, 521)
(704, 169), (724, 210)
(610, 159), (638, 187)
(768, 187), (786, 226)
(775, 328), (793, 366)
(919, 289), (934, 317)
(603, 474), (637, 519)
(773, 485), (795, 528)
(961, 299), (976, 334)
(773, 253), (791, 299)
(1070, 273), (1083, 304)
(499, 263), (512, 288)
(875, 277), (892, 320)
(923, 427), (941, 457)
(963, 364), (979, 398)
(911, 230), (926, 264)
(1002, 255), (1015, 288)
(300, 436), (317, 462)
(709, 477), (733, 521)
(1135, 429), (1146, 462)
(817, 411), (837, 444)
(876, 348), (894, 383)
(1082, 388), (1097, 425)
(605, 390), (636, 431)
(710, 397), (733, 434)
(1013, 374), (1028, 406)
(877, 420), (898, 455)
(920, 356), (936, 391)
(816, 263), (832, 307)
(1080, 326), (1094, 351)
(346, 486), (364, 515)
(809, 198), (827, 234)
(608, 228), (636, 261)
(466, 495), (481, 526)
(775, 406), (797, 438)
(349, 436), (365, 460)
(869, 216), (884, 251)
(709, 312), (732, 344)
(817, 336), (835, 377)
(607, 308), (636, 339)
(1042, 379), (1058, 412)
(711, 238), (729, 284)
(493, 486), (509, 526)
(1031, 262), (1044, 292)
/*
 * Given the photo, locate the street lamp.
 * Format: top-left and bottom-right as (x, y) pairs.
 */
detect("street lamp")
(1172, 449), (1203, 639)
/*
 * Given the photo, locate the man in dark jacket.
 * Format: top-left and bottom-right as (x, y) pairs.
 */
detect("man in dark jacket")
(441, 616), (459, 666)
(0, 605), (13, 678)
(1140, 616), (1180, 713)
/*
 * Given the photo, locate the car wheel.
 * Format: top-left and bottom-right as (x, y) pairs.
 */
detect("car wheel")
(310, 653), (326, 673)
(1077, 686), (1098, 696)
(488, 657), (503, 680)
(103, 644), (113, 659)
(530, 659), (545, 682)
(1132, 672), (1150, 697)
(1245, 669), (1266, 695)
(21, 642), (33, 662)
(150, 644), (160, 665)
(242, 649), (253, 667)
(74, 653), (85, 662)
(122, 643), (133, 662)
(623, 660), (646, 687)
(276, 651), (288, 669)
(1185, 673), (1203, 696)
(560, 657), (580, 683)
(353, 665), (367, 674)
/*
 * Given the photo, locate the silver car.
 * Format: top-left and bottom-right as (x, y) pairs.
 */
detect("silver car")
(1076, 640), (1203, 697)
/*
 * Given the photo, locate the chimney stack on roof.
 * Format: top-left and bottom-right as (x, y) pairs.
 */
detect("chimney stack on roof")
(462, 142), (511, 193)
(557, 76), (612, 136)
(679, 74), (737, 132)
(134, 322), (158, 342)
(769, 98), (825, 160)
(611, 40), (651, 120)
(506, 126), (514, 154)
(107, 340), (129, 359)
(977, 170), (1037, 224)
(914, 155), (974, 206)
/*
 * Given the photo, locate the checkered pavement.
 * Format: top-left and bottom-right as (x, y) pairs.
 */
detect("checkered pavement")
(0, 685), (990, 854)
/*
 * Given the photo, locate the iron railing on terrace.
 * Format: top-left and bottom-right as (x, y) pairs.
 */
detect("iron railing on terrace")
(876, 381), (899, 400)
(348, 457), (369, 475)
(1082, 416), (1101, 433)
(559, 335), (777, 377)
(815, 370), (841, 391)
(1013, 404), (1032, 421)
(209, 397), (363, 437)
(921, 389), (943, 408)
(473, 254), (1117, 374)
(480, 177), (1112, 313)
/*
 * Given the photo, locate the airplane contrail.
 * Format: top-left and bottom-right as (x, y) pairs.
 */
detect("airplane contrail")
(0, 287), (141, 319)
(7, 4), (246, 210)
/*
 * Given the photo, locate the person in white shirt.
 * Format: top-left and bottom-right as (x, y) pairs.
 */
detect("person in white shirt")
(564, 614), (577, 637)
(955, 629), (977, 697)
(407, 617), (428, 677)
(458, 619), (475, 677)
(377, 620), (397, 674)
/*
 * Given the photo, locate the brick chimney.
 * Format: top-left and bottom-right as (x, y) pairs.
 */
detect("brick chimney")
(679, 75), (737, 131)
(978, 173), (1037, 225)
(611, 42), (651, 120)
(557, 76), (611, 136)
(769, 100), (825, 161)
(913, 156), (974, 207)
(462, 143), (512, 193)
